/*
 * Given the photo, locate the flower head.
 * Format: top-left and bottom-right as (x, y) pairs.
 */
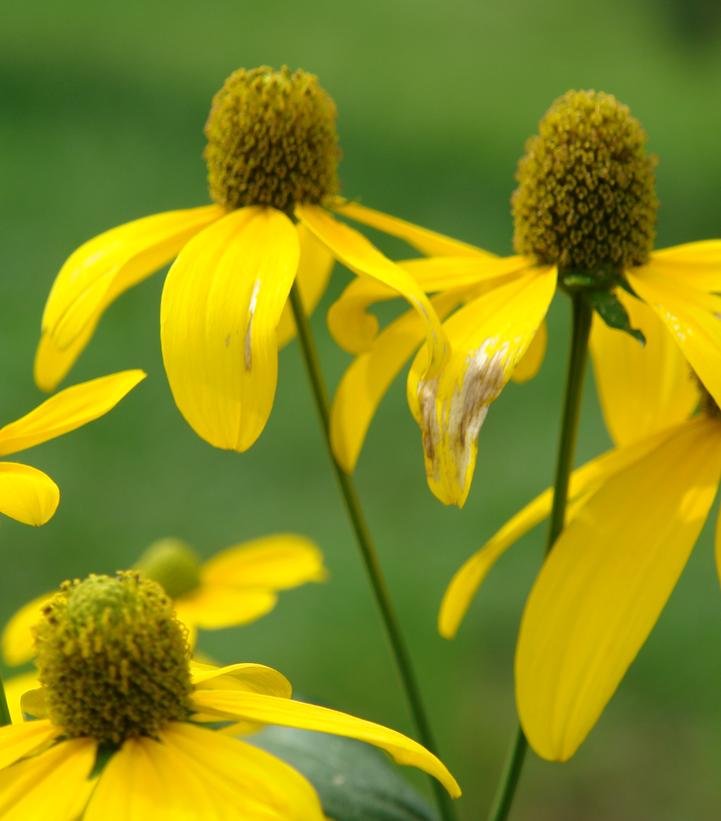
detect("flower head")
(327, 90), (721, 506)
(35, 66), (453, 459)
(3, 533), (326, 666)
(0, 573), (460, 818)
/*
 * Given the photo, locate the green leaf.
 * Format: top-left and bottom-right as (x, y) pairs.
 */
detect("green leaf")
(250, 725), (437, 821)
(586, 289), (646, 344)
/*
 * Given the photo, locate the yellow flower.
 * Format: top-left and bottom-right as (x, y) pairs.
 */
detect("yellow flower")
(0, 573), (459, 818)
(34, 66), (462, 453)
(439, 295), (719, 760)
(0, 371), (144, 526)
(329, 90), (721, 506)
(2, 534), (326, 666)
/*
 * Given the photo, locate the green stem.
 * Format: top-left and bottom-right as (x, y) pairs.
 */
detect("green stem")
(289, 284), (457, 821)
(0, 677), (11, 726)
(486, 294), (593, 821)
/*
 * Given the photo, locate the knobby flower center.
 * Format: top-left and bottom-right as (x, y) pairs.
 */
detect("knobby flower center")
(512, 90), (658, 277)
(205, 66), (341, 213)
(34, 573), (192, 745)
(135, 538), (202, 599)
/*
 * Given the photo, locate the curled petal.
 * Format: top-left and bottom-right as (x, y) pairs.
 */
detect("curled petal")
(628, 264), (721, 408)
(591, 290), (698, 446)
(161, 208), (300, 451)
(517, 417), (721, 761)
(0, 463), (59, 526)
(331, 293), (461, 473)
(191, 690), (461, 798)
(35, 205), (223, 391)
(191, 662), (292, 698)
(296, 205), (449, 378)
(276, 223), (334, 347)
(332, 200), (486, 258)
(511, 320), (547, 383)
(408, 266), (557, 506)
(0, 370), (146, 457)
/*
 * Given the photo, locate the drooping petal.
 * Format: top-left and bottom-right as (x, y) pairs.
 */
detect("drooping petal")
(0, 370), (146, 457)
(438, 423), (683, 639)
(296, 205), (449, 378)
(516, 416), (721, 762)
(35, 206), (223, 392)
(628, 265), (721, 408)
(176, 588), (277, 631)
(590, 290), (698, 446)
(327, 255), (527, 355)
(201, 535), (327, 589)
(331, 293), (461, 473)
(0, 720), (59, 770)
(191, 662), (292, 698)
(276, 223), (335, 347)
(0, 738), (96, 820)
(2, 592), (53, 666)
(408, 266), (557, 507)
(3, 673), (40, 724)
(332, 200), (487, 258)
(191, 690), (461, 798)
(161, 207), (300, 451)
(648, 241), (721, 291)
(0, 463), (59, 526)
(511, 320), (547, 383)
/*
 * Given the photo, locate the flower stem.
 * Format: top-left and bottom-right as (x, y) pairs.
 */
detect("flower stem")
(486, 293), (593, 821)
(289, 284), (457, 821)
(0, 678), (11, 726)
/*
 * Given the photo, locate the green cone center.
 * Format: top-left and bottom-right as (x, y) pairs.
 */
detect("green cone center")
(135, 538), (202, 599)
(205, 66), (340, 213)
(512, 90), (658, 276)
(34, 573), (192, 745)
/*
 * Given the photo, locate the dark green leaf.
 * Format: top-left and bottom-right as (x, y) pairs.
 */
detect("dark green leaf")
(586, 289), (646, 344)
(250, 725), (437, 821)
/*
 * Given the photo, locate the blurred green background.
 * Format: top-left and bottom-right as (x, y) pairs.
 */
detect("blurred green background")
(3, 0), (721, 817)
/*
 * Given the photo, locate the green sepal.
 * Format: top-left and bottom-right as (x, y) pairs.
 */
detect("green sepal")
(250, 725), (437, 821)
(585, 289), (646, 344)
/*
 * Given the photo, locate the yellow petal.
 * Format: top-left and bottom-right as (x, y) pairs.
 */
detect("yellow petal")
(202, 535), (327, 589)
(2, 673), (40, 724)
(332, 200), (487, 258)
(0, 370), (146, 457)
(331, 292), (461, 473)
(649, 241), (721, 291)
(296, 205), (449, 378)
(177, 588), (276, 630)
(0, 737), (96, 821)
(0, 463), (59, 526)
(438, 422), (683, 639)
(191, 690), (461, 798)
(0, 719), (59, 770)
(276, 223), (335, 347)
(628, 265), (721, 408)
(161, 207), (300, 451)
(35, 205), (223, 392)
(517, 416), (721, 761)
(191, 662), (292, 698)
(2, 592), (53, 666)
(327, 255), (526, 355)
(511, 320), (547, 383)
(408, 266), (557, 506)
(590, 290), (699, 446)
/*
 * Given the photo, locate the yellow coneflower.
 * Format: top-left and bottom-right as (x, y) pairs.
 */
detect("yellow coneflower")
(328, 90), (721, 507)
(0, 573), (459, 818)
(34, 66), (469, 454)
(2, 534), (326, 666)
(439, 297), (720, 761)
(0, 371), (143, 526)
